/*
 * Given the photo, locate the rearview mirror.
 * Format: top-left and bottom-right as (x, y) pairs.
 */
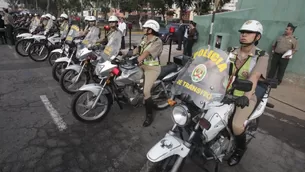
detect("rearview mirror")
(232, 79), (253, 92)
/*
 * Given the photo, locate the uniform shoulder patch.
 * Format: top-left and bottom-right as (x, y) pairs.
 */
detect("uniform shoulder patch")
(255, 49), (265, 57)
(227, 47), (237, 53)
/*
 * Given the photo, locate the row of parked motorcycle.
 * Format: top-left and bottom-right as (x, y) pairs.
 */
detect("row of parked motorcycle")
(14, 24), (186, 124)
(13, 23), (278, 172)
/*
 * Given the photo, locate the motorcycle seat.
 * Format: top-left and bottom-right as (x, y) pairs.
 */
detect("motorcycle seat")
(157, 63), (178, 80)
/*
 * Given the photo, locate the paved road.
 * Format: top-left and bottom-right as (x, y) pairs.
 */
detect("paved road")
(0, 42), (304, 172)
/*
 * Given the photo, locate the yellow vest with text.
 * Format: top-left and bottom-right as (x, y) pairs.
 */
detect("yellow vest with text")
(140, 36), (160, 66)
(228, 49), (264, 97)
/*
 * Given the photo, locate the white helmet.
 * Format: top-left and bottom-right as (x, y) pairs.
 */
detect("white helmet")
(45, 13), (52, 19)
(239, 20), (263, 35)
(143, 20), (160, 32)
(84, 16), (89, 21)
(87, 16), (96, 22)
(108, 15), (119, 22)
(51, 16), (56, 20)
(41, 14), (46, 18)
(60, 13), (68, 19)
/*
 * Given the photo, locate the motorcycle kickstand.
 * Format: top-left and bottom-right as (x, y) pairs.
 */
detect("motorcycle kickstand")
(214, 161), (219, 172)
(115, 99), (123, 110)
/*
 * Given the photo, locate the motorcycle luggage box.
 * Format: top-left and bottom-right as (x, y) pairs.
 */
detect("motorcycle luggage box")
(173, 55), (191, 66)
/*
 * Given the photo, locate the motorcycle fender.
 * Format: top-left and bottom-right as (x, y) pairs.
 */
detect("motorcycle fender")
(78, 83), (111, 96)
(51, 48), (63, 54)
(162, 71), (180, 82)
(146, 134), (190, 162)
(65, 64), (82, 73)
(54, 57), (70, 63)
(23, 36), (35, 40)
(16, 33), (32, 38)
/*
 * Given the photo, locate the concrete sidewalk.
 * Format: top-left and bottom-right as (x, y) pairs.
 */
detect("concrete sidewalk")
(268, 81), (305, 121)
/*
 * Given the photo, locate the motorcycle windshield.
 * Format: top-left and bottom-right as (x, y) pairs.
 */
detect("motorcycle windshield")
(172, 47), (230, 109)
(100, 30), (122, 61)
(65, 25), (80, 44)
(82, 26), (100, 46)
(45, 19), (54, 32)
(60, 23), (70, 39)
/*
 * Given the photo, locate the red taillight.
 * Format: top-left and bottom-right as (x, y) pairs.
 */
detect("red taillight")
(199, 118), (211, 130)
(169, 26), (175, 33)
(111, 67), (121, 76)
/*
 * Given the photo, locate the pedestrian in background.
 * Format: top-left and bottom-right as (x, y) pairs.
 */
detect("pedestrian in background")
(3, 8), (15, 45)
(185, 21), (198, 57)
(268, 23), (298, 85)
(176, 19), (185, 51)
(118, 17), (126, 49)
(0, 14), (7, 44)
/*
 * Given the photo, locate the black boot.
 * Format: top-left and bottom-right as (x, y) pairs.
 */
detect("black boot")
(228, 133), (247, 166)
(143, 98), (154, 127)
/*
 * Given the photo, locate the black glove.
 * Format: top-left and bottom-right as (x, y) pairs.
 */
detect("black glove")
(221, 96), (231, 105)
(235, 96), (249, 109)
(126, 49), (133, 57)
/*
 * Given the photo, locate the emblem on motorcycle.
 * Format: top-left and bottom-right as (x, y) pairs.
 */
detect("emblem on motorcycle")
(160, 139), (173, 149)
(191, 64), (207, 83)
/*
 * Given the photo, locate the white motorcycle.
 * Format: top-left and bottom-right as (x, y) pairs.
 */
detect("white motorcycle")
(142, 47), (277, 172)
(70, 49), (190, 123)
(48, 25), (81, 66)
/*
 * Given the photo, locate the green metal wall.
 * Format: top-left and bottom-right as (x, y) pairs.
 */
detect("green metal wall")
(193, 0), (305, 74)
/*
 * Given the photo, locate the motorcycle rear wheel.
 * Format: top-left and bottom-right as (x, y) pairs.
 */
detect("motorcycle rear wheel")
(52, 61), (68, 82)
(151, 82), (173, 110)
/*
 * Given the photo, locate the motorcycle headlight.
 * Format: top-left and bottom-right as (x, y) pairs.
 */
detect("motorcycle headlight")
(64, 45), (69, 52)
(171, 105), (190, 126)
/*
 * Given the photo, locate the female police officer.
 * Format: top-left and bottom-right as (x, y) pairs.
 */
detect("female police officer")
(133, 20), (163, 127)
(225, 20), (269, 166)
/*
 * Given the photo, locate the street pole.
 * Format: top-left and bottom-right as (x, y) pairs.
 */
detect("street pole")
(207, 0), (220, 51)
(80, 0), (83, 29)
(167, 26), (175, 64)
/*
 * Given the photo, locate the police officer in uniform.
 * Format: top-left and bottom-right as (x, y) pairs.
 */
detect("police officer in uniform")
(225, 20), (269, 166)
(268, 23), (298, 85)
(97, 15), (121, 46)
(133, 20), (163, 127)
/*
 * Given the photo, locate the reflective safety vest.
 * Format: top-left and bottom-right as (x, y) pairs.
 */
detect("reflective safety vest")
(227, 48), (265, 97)
(140, 36), (160, 66)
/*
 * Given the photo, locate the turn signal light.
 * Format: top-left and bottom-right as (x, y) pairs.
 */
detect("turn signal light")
(167, 99), (177, 106)
(111, 67), (121, 76)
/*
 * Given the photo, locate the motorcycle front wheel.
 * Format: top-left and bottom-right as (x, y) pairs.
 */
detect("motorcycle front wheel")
(48, 52), (62, 66)
(52, 61), (68, 82)
(71, 91), (112, 123)
(140, 156), (184, 172)
(59, 69), (89, 94)
(15, 39), (32, 57)
(28, 42), (50, 62)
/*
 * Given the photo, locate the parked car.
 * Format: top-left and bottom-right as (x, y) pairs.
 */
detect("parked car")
(158, 23), (189, 44)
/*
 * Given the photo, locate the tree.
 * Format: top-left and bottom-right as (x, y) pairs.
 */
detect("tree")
(4, 0), (19, 10)
(149, 0), (174, 21)
(172, 0), (193, 19)
(193, 0), (231, 15)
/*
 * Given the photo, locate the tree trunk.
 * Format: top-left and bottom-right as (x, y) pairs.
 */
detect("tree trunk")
(35, 0), (38, 10)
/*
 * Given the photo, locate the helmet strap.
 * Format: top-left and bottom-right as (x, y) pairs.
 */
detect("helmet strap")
(240, 33), (260, 47)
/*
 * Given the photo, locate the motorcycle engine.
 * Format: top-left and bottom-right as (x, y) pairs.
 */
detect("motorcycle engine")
(208, 135), (231, 161)
(123, 85), (142, 106)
